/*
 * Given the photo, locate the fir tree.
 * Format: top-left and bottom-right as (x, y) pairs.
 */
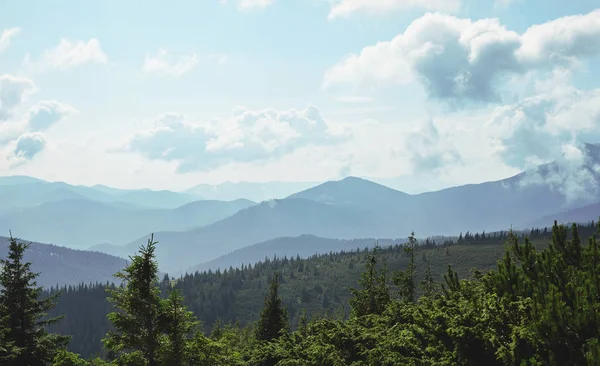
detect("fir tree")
(103, 234), (164, 366)
(256, 274), (288, 342)
(0, 235), (69, 366)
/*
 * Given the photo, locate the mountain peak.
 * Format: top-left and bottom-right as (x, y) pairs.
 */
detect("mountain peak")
(287, 176), (408, 208)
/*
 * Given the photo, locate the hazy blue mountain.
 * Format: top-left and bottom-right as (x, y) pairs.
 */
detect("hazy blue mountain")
(111, 147), (600, 274)
(186, 235), (401, 274)
(525, 202), (600, 229)
(184, 180), (319, 202)
(0, 198), (255, 249)
(0, 178), (198, 210)
(113, 198), (387, 273)
(288, 176), (410, 210)
(0, 236), (127, 288)
(0, 175), (47, 186)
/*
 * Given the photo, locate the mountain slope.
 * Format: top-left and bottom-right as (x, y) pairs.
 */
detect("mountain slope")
(287, 176), (410, 210)
(187, 235), (401, 274)
(525, 202), (600, 228)
(115, 198), (386, 273)
(0, 198), (255, 249)
(0, 236), (127, 288)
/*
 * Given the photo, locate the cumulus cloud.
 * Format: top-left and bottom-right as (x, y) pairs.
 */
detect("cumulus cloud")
(28, 100), (77, 131)
(0, 74), (36, 121)
(328, 0), (460, 20)
(323, 10), (600, 104)
(0, 27), (21, 53)
(13, 132), (46, 160)
(125, 105), (347, 172)
(142, 49), (198, 77)
(24, 38), (107, 72)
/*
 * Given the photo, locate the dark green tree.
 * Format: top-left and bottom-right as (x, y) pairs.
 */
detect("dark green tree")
(102, 234), (164, 366)
(256, 274), (288, 342)
(0, 235), (69, 366)
(394, 232), (417, 302)
(348, 246), (391, 317)
(160, 289), (199, 366)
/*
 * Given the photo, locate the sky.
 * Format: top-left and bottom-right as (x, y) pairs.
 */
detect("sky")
(0, 0), (600, 194)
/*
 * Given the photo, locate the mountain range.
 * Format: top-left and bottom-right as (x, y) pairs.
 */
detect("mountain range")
(1, 143), (600, 275)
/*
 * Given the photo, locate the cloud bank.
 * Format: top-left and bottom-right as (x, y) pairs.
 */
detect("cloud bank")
(323, 10), (600, 104)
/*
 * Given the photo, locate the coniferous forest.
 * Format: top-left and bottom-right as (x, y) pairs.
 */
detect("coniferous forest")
(1, 220), (600, 365)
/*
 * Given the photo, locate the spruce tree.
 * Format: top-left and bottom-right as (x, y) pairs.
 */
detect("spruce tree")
(349, 246), (391, 317)
(0, 235), (69, 366)
(161, 289), (199, 366)
(256, 274), (288, 342)
(103, 234), (164, 366)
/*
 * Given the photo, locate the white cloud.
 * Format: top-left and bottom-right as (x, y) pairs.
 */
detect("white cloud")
(142, 49), (199, 77)
(124, 105), (347, 172)
(323, 10), (600, 104)
(13, 131), (46, 160)
(0, 27), (21, 53)
(0, 74), (36, 121)
(28, 100), (77, 131)
(24, 38), (107, 72)
(328, 0), (460, 20)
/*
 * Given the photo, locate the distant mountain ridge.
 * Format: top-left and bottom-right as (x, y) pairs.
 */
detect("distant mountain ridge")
(0, 198), (255, 249)
(112, 145), (600, 273)
(0, 236), (127, 288)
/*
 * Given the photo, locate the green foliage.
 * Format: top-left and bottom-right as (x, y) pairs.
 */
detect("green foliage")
(0, 234), (69, 366)
(159, 289), (199, 366)
(102, 234), (165, 365)
(256, 274), (289, 342)
(348, 246), (391, 317)
(14, 219), (600, 366)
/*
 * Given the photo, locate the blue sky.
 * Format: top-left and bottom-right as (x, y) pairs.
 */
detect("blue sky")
(1, 0), (600, 194)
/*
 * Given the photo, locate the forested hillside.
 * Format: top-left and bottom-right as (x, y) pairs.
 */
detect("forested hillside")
(0, 236), (127, 287)
(1, 219), (599, 365)
(40, 222), (598, 359)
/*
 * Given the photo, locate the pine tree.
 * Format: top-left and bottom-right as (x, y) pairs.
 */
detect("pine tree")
(161, 289), (199, 366)
(256, 274), (288, 342)
(0, 235), (69, 366)
(103, 234), (164, 366)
